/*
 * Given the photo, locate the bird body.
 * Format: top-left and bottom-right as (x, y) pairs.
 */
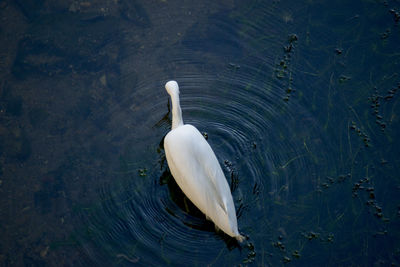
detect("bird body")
(163, 80), (244, 242)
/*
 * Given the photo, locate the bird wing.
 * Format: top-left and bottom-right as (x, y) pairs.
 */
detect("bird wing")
(164, 125), (229, 216)
(196, 140), (229, 214)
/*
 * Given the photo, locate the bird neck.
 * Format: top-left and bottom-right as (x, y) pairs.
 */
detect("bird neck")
(171, 93), (183, 129)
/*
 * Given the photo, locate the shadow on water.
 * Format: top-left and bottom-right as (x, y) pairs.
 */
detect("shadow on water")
(0, 0), (400, 266)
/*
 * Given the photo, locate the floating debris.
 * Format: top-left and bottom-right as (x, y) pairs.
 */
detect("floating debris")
(339, 75), (351, 83)
(288, 34), (298, 43)
(275, 34), (298, 101)
(373, 230), (388, 237)
(384, 84), (398, 101)
(292, 250), (301, 258)
(349, 121), (371, 147)
(352, 177), (369, 197)
(283, 256), (291, 263)
(273, 240), (286, 251)
(202, 132), (208, 140)
(321, 182), (330, 189)
(381, 29), (391, 39)
(389, 8), (400, 23)
(335, 48), (343, 55)
(138, 168), (147, 177)
(284, 44), (293, 53)
(325, 233), (334, 243)
(301, 231), (334, 244)
(243, 242), (256, 264)
(251, 142), (257, 149)
(303, 231), (319, 241)
(352, 177), (388, 221)
(319, 173), (351, 191)
(369, 86), (393, 132)
(283, 34), (297, 53)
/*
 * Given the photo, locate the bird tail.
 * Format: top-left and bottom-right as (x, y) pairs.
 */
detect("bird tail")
(236, 234), (246, 243)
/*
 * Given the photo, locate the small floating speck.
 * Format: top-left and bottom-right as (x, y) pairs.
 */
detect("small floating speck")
(288, 34), (298, 43)
(339, 75), (351, 83)
(283, 256), (291, 263)
(292, 250), (301, 258)
(138, 168), (147, 177)
(335, 48), (343, 55)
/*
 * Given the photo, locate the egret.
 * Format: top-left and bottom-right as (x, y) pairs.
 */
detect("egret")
(163, 80), (244, 242)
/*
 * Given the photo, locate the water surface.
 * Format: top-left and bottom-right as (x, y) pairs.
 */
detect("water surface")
(0, 0), (399, 266)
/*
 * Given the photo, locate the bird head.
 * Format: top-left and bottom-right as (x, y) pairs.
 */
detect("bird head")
(165, 80), (180, 96)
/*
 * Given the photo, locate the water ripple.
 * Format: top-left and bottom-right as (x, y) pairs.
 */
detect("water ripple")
(74, 3), (334, 265)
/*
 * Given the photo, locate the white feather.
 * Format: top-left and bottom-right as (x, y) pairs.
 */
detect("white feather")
(163, 80), (244, 242)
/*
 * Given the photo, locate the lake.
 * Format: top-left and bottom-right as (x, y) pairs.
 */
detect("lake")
(0, 0), (399, 266)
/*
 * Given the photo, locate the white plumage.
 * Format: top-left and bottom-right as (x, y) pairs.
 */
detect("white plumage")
(163, 80), (244, 242)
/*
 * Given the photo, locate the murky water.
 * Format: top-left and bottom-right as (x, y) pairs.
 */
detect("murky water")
(0, 0), (399, 266)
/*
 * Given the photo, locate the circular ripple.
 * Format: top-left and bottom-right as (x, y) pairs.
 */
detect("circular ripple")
(76, 68), (333, 265)
(74, 4), (335, 266)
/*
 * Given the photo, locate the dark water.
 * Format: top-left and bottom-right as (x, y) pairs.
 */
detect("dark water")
(1, 0), (399, 266)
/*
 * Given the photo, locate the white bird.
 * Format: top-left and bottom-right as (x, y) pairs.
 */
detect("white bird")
(163, 80), (244, 242)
